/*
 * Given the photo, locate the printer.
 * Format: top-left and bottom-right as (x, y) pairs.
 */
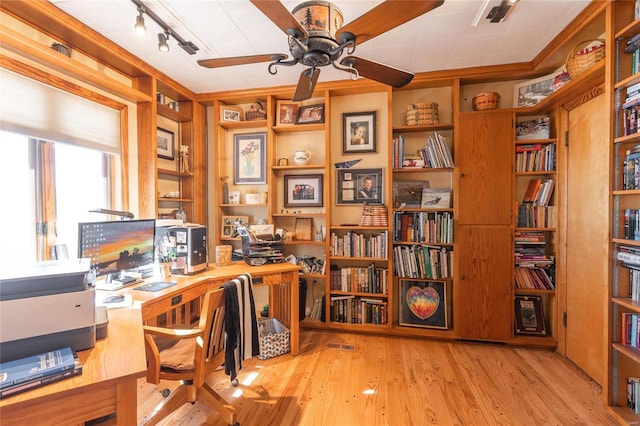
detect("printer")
(0, 258), (96, 363)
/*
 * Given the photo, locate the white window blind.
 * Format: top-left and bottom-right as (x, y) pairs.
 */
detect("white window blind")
(0, 70), (120, 153)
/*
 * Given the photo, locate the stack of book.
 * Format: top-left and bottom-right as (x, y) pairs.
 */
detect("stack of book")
(0, 347), (83, 399)
(517, 178), (556, 228)
(624, 144), (640, 190)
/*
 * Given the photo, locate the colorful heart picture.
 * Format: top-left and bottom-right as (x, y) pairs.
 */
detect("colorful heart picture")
(405, 285), (440, 319)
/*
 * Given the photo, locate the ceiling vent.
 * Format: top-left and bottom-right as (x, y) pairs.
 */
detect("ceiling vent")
(472, 0), (519, 27)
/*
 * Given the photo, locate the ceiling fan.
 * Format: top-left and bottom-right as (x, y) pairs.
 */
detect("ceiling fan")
(197, 0), (445, 101)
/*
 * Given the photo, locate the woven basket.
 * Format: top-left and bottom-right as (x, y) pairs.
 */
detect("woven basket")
(565, 39), (605, 79)
(245, 100), (267, 121)
(472, 92), (500, 111)
(360, 204), (388, 227)
(405, 102), (439, 126)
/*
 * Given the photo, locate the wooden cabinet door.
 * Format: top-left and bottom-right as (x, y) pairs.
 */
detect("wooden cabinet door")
(455, 225), (512, 341)
(457, 111), (513, 225)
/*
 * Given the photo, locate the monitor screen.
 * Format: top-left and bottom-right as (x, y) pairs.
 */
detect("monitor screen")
(77, 219), (155, 277)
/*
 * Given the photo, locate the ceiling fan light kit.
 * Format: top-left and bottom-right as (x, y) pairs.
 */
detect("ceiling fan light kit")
(197, 0), (445, 101)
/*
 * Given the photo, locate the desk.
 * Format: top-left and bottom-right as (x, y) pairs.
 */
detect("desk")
(106, 262), (301, 356)
(0, 308), (146, 425)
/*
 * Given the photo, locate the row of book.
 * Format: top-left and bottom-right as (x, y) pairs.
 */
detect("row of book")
(623, 81), (640, 137)
(623, 145), (640, 190)
(391, 132), (453, 170)
(625, 209), (640, 241)
(630, 267), (640, 303)
(329, 230), (388, 259)
(329, 296), (388, 324)
(392, 245), (452, 280)
(627, 377), (640, 415)
(523, 178), (555, 206)
(392, 211), (453, 244)
(0, 347), (82, 399)
(514, 267), (555, 290)
(328, 266), (389, 294)
(515, 143), (555, 172)
(622, 312), (640, 349)
(308, 296), (324, 321)
(516, 204), (557, 228)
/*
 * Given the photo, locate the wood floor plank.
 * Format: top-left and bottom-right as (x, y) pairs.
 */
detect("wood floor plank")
(137, 330), (617, 426)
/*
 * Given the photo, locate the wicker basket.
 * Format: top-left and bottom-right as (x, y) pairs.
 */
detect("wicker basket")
(405, 102), (439, 126)
(360, 204), (388, 227)
(472, 92), (500, 111)
(245, 100), (267, 121)
(565, 39), (605, 79)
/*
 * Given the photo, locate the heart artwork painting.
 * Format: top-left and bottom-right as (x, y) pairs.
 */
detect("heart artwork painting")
(405, 285), (440, 319)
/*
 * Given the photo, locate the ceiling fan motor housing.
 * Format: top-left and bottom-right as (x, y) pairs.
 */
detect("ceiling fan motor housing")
(291, 1), (345, 67)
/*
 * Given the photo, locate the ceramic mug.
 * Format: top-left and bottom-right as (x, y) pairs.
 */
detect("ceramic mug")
(293, 150), (312, 165)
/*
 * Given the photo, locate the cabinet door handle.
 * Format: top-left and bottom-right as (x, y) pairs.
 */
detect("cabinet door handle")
(460, 275), (465, 280)
(459, 173), (465, 178)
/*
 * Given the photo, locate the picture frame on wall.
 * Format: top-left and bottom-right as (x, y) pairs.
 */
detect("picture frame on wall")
(296, 104), (325, 124)
(336, 168), (383, 204)
(234, 133), (266, 184)
(343, 111), (377, 154)
(399, 280), (448, 329)
(284, 174), (323, 207)
(157, 127), (175, 160)
(276, 101), (300, 126)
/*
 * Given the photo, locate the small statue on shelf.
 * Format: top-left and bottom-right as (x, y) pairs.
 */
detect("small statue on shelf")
(179, 145), (193, 175)
(221, 176), (229, 204)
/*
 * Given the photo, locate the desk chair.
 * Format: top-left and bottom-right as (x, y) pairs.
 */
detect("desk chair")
(142, 288), (237, 425)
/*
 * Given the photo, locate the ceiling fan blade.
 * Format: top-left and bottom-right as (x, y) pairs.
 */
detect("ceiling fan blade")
(341, 56), (414, 88)
(337, 0), (444, 45)
(292, 68), (321, 102)
(250, 0), (308, 38)
(197, 54), (287, 68)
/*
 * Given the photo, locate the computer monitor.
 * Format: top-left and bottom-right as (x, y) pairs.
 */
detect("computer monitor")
(77, 219), (156, 278)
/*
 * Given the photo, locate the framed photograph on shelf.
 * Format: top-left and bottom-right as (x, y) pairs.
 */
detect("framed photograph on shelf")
(392, 180), (428, 208)
(513, 72), (555, 108)
(514, 294), (547, 335)
(296, 104), (325, 124)
(234, 133), (266, 184)
(157, 127), (175, 160)
(284, 174), (323, 207)
(421, 188), (452, 209)
(399, 280), (449, 329)
(276, 101), (300, 126)
(343, 111), (377, 154)
(221, 215), (248, 239)
(220, 106), (243, 122)
(336, 168), (383, 204)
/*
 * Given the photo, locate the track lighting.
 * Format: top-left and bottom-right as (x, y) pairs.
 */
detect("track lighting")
(134, 10), (146, 37)
(131, 0), (199, 55)
(158, 32), (169, 52)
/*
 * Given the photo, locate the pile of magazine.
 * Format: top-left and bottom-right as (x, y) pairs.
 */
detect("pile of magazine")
(0, 347), (82, 399)
(236, 224), (284, 266)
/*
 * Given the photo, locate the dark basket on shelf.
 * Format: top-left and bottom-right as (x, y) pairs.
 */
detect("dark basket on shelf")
(245, 101), (267, 121)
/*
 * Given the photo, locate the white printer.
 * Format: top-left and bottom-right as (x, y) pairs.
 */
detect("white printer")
(0, 258), (96, 363)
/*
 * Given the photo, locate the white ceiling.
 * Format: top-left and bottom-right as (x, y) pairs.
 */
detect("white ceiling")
(49, 0), (591, 95)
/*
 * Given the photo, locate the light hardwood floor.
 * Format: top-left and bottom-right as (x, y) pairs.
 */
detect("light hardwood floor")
(137, 330), (617, 425)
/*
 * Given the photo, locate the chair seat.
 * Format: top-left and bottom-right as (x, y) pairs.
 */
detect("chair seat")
(155, 335), (197, 372)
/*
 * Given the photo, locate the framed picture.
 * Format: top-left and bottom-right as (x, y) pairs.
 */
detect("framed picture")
(157, 127), (175, 160)
(284, 174), (323, 207)
(514, 295), (547, 335)
(220, 106), (242, 122)
(336, 168), (383, 204)
(296, 104), (325, 124)
(276, 101), (300, 126)
(399, 280), (449, 329)
(221, 215), (248, 239)
(343, 111), (377, 154)
(513, 72), (555, 108)
(421, 188), (452, 209)
(234, 133), (266, 184)
(392, 180), (428, 208)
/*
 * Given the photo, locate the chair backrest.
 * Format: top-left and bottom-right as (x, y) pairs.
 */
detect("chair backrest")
(193, 287), (226, 388)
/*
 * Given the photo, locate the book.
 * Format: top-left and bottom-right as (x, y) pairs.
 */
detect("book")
(0, 347), (76, 390)
(420, 188), (451, 209)
(523, 178), (542, 203)
(514, 295), (546, 335)
(0, 355), (82, 399)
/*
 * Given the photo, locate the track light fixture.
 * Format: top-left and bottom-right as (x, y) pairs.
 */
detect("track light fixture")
(130, 0), (199, 55)
(158, 32), (170, 52)
(134, 9), (146, 37)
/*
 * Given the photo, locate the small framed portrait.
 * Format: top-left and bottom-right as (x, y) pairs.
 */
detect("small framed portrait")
(276, 101), (300, 126)
(157, 127), (175, 160)
(220, 106), (243, 122)
(399, 280), (449, 329)
(296, 104), (325, 124)
(336, 168), (383, 205)
(284, 174), (323, 207)
(343, 111), (377, 154)
(221, 215), (248, 239)
(234, 133), (266, 184)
